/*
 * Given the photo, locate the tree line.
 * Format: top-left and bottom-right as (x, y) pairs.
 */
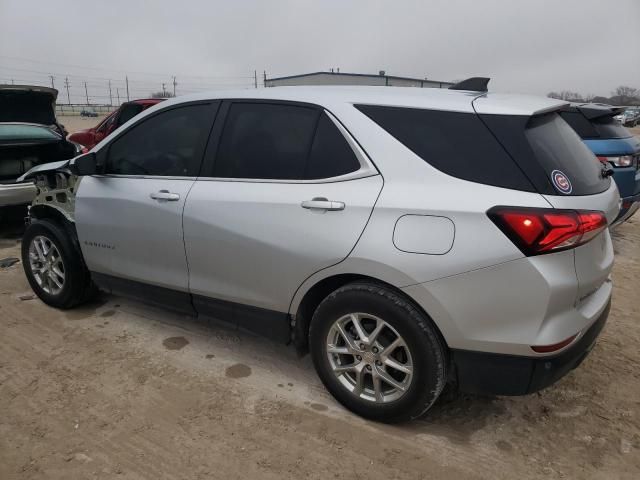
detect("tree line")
(547, 86), (640, 106)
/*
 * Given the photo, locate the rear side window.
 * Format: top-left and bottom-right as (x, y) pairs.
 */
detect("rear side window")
(355, 105), (534, 191)
(214, 103), (361, 180)
(106, 104), (213, 176)
(524, 113), (609, 195)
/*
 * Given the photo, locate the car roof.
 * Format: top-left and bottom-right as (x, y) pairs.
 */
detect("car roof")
(153, 86), (568, 116)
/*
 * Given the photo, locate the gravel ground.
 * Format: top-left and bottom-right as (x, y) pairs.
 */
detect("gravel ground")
(0, 123), (638, 480)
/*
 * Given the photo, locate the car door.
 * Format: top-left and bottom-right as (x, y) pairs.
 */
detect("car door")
(183, 100), (383, 339)
(75, 102), (218, 310)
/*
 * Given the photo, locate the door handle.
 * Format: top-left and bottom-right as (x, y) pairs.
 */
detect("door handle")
(301, 197), (345, 211)
(150, 190), (180, 201)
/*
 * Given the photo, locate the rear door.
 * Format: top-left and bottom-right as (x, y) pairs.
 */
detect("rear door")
(183, 100), (382, 336)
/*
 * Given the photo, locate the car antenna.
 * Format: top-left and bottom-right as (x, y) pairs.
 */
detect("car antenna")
(449, 77), (490, 92)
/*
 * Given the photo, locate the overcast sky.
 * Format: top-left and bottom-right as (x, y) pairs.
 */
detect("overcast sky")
(1, 0), (639, 103)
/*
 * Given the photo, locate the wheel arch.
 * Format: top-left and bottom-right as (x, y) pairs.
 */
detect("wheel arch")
(291, 272), (449, 355)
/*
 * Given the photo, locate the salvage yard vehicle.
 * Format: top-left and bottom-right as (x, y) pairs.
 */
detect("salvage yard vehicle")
(68, 98), (164, 150)
(18, 81), (618, 422)
(560, 103), (640, 224)
(0, 85), (81, 207)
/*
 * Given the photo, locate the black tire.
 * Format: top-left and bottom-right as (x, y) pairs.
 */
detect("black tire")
(309, 281), (447, 423)
(21, 219), (95, 309)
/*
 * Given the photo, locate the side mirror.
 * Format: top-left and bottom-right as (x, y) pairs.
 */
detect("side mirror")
(69, 152), (97, 176)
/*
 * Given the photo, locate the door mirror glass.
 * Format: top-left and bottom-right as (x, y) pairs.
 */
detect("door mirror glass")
(69, 152), (97, 176)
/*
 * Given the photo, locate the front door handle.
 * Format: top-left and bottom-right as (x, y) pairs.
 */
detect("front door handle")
(301, 197), (345, 211)
(150, 190), (180, 201)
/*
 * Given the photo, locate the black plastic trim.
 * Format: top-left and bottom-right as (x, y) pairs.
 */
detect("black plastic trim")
(451, 300), (610, 396)
(90, 272), (290, 343)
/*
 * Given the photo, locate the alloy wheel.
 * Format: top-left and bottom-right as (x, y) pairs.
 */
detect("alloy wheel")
(326, 312), (414, 403)
(28, 235), (65, 296)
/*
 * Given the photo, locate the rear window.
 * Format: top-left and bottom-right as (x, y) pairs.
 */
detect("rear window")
(559, 111), (598, 138)
(524, 113), (609, 195)
(592, 116), (630, 139)
(355, 105), (534, 191)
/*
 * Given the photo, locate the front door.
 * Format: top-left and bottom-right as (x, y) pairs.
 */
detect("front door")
(183, 101), (383, 337)
(75, 102), (218, 305)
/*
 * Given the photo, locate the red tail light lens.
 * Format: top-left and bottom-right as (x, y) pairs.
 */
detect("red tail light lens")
(488, 207), (608, 256)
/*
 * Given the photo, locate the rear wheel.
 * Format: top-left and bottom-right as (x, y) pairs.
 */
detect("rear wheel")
(21, 219), (95, 309)
(309, 282), (447, 422)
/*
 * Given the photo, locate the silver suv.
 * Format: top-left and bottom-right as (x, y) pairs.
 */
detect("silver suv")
(19, 84), (618, 422)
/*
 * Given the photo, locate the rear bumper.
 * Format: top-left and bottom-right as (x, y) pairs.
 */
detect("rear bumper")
(612, 192), (640, 226)
(451, 300), (610, 396)
(0, 182), (37, 207)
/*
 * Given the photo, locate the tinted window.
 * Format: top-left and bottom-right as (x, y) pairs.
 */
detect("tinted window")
(525, 113), (609, 195)
(116, 103), (145, 127)
(106, 104), (212, 176)
(355, 105), (534, 191)
(592, 117), (630, 139)
(214, 103), (318, 179)
(306, 114), (360, 179)
(559, 111), (599, 139)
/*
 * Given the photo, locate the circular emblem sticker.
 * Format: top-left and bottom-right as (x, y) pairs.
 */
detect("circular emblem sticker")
(551, 170), (572, 194)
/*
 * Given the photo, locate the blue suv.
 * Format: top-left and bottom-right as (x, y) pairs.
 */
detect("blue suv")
(561, 104), (640, 223)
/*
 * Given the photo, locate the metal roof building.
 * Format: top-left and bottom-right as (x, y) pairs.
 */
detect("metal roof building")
(265, 71), (453, 89)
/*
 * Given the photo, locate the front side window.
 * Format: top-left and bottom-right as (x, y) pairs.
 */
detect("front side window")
(105, 104), (213, 176)
(213, 103), (361, 180)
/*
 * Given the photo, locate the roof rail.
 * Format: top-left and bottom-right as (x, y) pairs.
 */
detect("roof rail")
(449, 77), (490, 92)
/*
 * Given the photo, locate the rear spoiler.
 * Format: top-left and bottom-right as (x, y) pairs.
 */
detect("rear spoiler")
(567, 103), (625, 120)
(449, 77), (490, 92)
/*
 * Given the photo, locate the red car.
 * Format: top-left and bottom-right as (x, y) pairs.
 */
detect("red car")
(68, 98), (164, 149)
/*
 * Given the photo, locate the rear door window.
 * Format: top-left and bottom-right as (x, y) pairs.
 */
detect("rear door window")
(355, 104), (534, 191)
(213, 103), (362, 180)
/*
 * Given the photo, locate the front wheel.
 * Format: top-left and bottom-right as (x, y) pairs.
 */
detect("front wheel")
(21, 219), (95, 309)
(309, 282), (448, 422)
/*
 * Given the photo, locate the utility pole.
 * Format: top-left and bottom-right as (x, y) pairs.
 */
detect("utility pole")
(125, 76), (130, 101)
(49, 75), (55, 89)
(162, 83), (166, 97)
(10, 78), (14, 84)
(84, 81), (89, 104)
(172, 76), (177, 96)
(263, 70), (267, 88)
(108, 80), (113, 106)
(64, 77), (71, 104)
(254, 70), (258, 89)
(117, 88), (120, 105)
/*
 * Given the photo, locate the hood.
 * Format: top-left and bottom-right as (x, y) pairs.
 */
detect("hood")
(0, 85), (58, 125)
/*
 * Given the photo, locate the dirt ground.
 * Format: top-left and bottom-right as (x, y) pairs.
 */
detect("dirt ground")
(0, 129), (639, 480)
(58, 114), (109, 135)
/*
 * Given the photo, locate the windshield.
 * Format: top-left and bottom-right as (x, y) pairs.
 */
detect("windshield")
(0, 124), (61, 144)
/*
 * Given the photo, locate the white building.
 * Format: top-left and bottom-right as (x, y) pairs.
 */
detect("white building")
(265, 71), (453, 89)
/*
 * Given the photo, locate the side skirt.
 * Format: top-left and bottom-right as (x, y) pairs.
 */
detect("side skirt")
(91, 272), (291, 343)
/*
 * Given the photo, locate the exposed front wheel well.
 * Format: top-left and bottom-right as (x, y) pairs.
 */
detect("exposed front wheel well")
(292, 274), (448, 355)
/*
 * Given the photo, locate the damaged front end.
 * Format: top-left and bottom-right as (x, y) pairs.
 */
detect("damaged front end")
(30, 169), (80, 223)
(18, 156), (86, 224)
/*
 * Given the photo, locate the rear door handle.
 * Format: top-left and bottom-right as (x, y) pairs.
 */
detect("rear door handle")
(301, 197), (345, 211)
(150, 190), (180, 201)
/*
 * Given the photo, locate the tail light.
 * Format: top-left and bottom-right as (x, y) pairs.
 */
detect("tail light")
(597, 155), (633, 167)
(488, 207), (608, 256)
